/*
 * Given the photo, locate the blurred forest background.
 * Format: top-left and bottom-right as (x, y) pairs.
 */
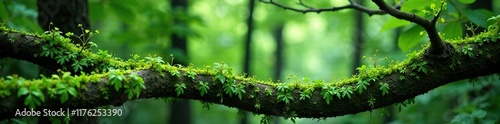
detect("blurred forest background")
(1, 0), (500, 123)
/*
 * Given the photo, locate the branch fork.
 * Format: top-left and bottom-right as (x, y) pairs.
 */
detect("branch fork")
(260, 0), (450, 57)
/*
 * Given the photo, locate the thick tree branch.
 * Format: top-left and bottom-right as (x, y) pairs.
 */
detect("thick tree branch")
(1, 25), (500, 120)
(258, 0), (404, 16)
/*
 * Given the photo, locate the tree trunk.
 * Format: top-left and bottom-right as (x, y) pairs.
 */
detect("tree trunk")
(168, 0), (192, 124)
(37, 0), (95, 123)
(272, 24), (284, 124)
(351, 0), (364, 75)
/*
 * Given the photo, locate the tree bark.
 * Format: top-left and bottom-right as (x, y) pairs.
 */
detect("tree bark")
(1, 26), (500, 120)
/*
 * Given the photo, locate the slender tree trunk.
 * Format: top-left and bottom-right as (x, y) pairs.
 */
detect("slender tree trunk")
(38, 0), (90, 45)
(37, 0), (90, 76)
(37, 0), (95, 123)
(272, 24), (284, 124)
(351, 0), (363, 75)
(240, 0), (256, 124)
(168, 0), (192, 124)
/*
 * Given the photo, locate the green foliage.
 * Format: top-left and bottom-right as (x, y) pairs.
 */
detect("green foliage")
(356, 78), (370, 94)
(201, 101), (212, 110)
(213, 63), (231, 84)
(184, 69), (197, 80)
(34, 24), (99, 73)
(197, 81), (209, 97)
(55, 51), (77, 65)
(421, 2), (446, 17)
(299, 87), (313, 100)
(175, 83), (186, 96)
(232, 84), (246, 100)
(55, 83), (76, 103)
(260, 115), (273, 124)
(66, 24), (100, 51)
(71, 58), (91, 72)
(339, 86), (354, 99)
(14, 75), (44, 109)
(1, 0), (500, 123)
(367, 97), (376, 109)
(462, 45), (474, 57)
(264, 87), (273, 96)
(487, 15), (500, 24)
(125, 73), (146, 99)
(222, 78), (245, 100)
(145, 55), (165, 71)
(168, 69), (181, 78)
(276, 83), (293, 104)
(321, 86), (338, 105)
(410, 61), (428, 74)
(378, 82), (390, 96)
(397, 99), (415, 112)
(108, 69), (126, 91)
(40, 39), (61, 58)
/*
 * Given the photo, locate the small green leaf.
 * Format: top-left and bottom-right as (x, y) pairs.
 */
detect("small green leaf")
(398, 25), (425, 52)
(31, 89), (45, 102)
(52, 75), (60, 79)
(126, 90), (134, 100)
(113, 80), (122, 91)
(198, 81), (209, 97)
(73, 79), (81, 88)
(379, 82), (390, 96)
(18, 87), (29, 97)
(117, 75), (124, 81)
(175, 83), (186, 96)
(56, 83), (67, 89)
(60, 92), (68, 103)
(25, 94), (33, 107)
(218, 75), (226, 84)
(67, 87), (77, 97)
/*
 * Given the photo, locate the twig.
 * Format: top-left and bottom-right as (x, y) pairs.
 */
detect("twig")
(259, 0), (405, 16)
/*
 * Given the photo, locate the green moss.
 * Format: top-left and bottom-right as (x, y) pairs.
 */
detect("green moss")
(1, 19), (499, 119)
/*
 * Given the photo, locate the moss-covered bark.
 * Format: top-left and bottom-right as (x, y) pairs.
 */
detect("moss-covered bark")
(0, 21), (499, 121)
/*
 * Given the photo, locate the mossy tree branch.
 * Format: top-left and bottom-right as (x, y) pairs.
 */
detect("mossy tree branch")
(1, 23), (500, 121)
